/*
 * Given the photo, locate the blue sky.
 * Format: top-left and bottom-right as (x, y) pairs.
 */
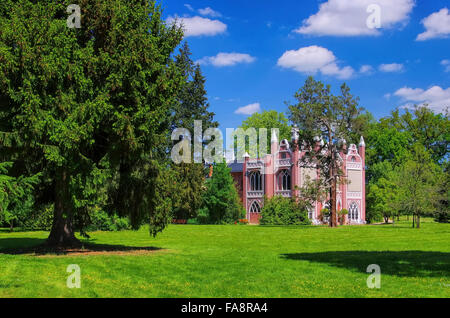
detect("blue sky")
(162, 0), (450, 130)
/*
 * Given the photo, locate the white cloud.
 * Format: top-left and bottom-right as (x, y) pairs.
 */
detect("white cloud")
(184, 4), (194, 12)
(235, 103), (261, 115)
(294, 0), (414, 36)
(167, 16), (227, 37)
(198, 7), (222, 18)
(394, 86), (450, 113)
(379, 63), (404, 73)
(417, 8), (450, 41)
(442, 60), (450, 72)
(277, 46), (354, 79)
(197, 53), (256, 67)
(360, 65), (374, 74)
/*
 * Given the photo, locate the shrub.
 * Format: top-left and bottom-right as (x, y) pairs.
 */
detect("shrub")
(318, 208), (330, 223)
(86, 210), (131, 232)
(339, 209), (349, 225)
(22, 204), (54, 231)
(260, 196), (310, 226)
(434, 210), (449, 223)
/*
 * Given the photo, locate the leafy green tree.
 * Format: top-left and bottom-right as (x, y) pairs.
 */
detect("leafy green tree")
(0, 0), (184, 246)
(260, 195), (310, 226)
(198, 161), (244, 224)
(434, 162), (449, 223)
(237, 110), (291, 157)
(367, 165), (401, 224)
(288, 77), (364, 227)
(365, 125), (411, 174)
(396, 145), (441, 228)
(391, 106), (449, 164)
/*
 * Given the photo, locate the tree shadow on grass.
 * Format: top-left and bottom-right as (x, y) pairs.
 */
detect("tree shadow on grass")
(0, 238), (163, 256)
(281, 251), (450, 278)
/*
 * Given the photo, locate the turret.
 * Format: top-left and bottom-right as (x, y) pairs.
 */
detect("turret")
(358, 136), (366, 224)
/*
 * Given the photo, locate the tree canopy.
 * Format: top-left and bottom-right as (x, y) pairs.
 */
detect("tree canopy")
(288, 76), (364, 227)
(0, 0), (185, 246)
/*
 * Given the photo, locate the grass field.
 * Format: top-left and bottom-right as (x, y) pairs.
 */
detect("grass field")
(0, 218), (449, 298)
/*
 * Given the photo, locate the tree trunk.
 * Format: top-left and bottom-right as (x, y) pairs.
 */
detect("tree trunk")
(46, 167), (81, 248)
(417, 215), (421, 229)
(412, 214), (415, 228)
(330, 153), (338, 228)
(9, 219), (13, 232)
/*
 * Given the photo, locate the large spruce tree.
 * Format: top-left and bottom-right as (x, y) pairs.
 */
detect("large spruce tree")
(0, 0), (184, 246)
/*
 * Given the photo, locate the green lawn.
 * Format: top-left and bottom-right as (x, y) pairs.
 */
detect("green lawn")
(0, 218), (449, 298)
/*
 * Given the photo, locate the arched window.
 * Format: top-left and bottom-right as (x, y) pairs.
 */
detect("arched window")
(249, 171), (262, 191)
(250, 201), (261, 214)
(349, 202), (359, 221)
(278, 169), (291, 191)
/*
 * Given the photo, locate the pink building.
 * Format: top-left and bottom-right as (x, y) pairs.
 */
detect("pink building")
(229, 127), (366, 225)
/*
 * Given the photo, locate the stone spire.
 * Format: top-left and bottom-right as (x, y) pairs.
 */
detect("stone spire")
(359, 136), (366, 148)
(271, 129), (278, 144)
(271, 129), (279, 155)
(291, 125), (299, 142)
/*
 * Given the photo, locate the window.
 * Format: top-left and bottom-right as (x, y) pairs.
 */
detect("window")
(250, 201), (261, 213)
(349, 202), (359, 221)
(278, 169), (291, 191)
(308, 208), (314, 220)
(249, 171), (262, 191)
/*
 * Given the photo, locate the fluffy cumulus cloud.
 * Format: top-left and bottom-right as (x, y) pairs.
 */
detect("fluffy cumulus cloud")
(198, 7), (222, 17)
(277, 46), (354, 79)
(379, 63), (404, 73)
(295, 0), (414, 36)
(235, 103), (261, 115)
(442, 60), (450, 72)
(394, 86), (450, 113)
(197, 53), (256, 67)
(167, 16), (227, 37)
(417, 8), (450, 41)
(359, 65), (374, 74)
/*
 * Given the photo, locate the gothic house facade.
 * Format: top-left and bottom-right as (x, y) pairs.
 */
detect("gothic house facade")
(228, 127), (366, 225)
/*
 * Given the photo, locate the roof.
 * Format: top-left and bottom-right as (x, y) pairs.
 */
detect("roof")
(228, 161), (243, 173)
